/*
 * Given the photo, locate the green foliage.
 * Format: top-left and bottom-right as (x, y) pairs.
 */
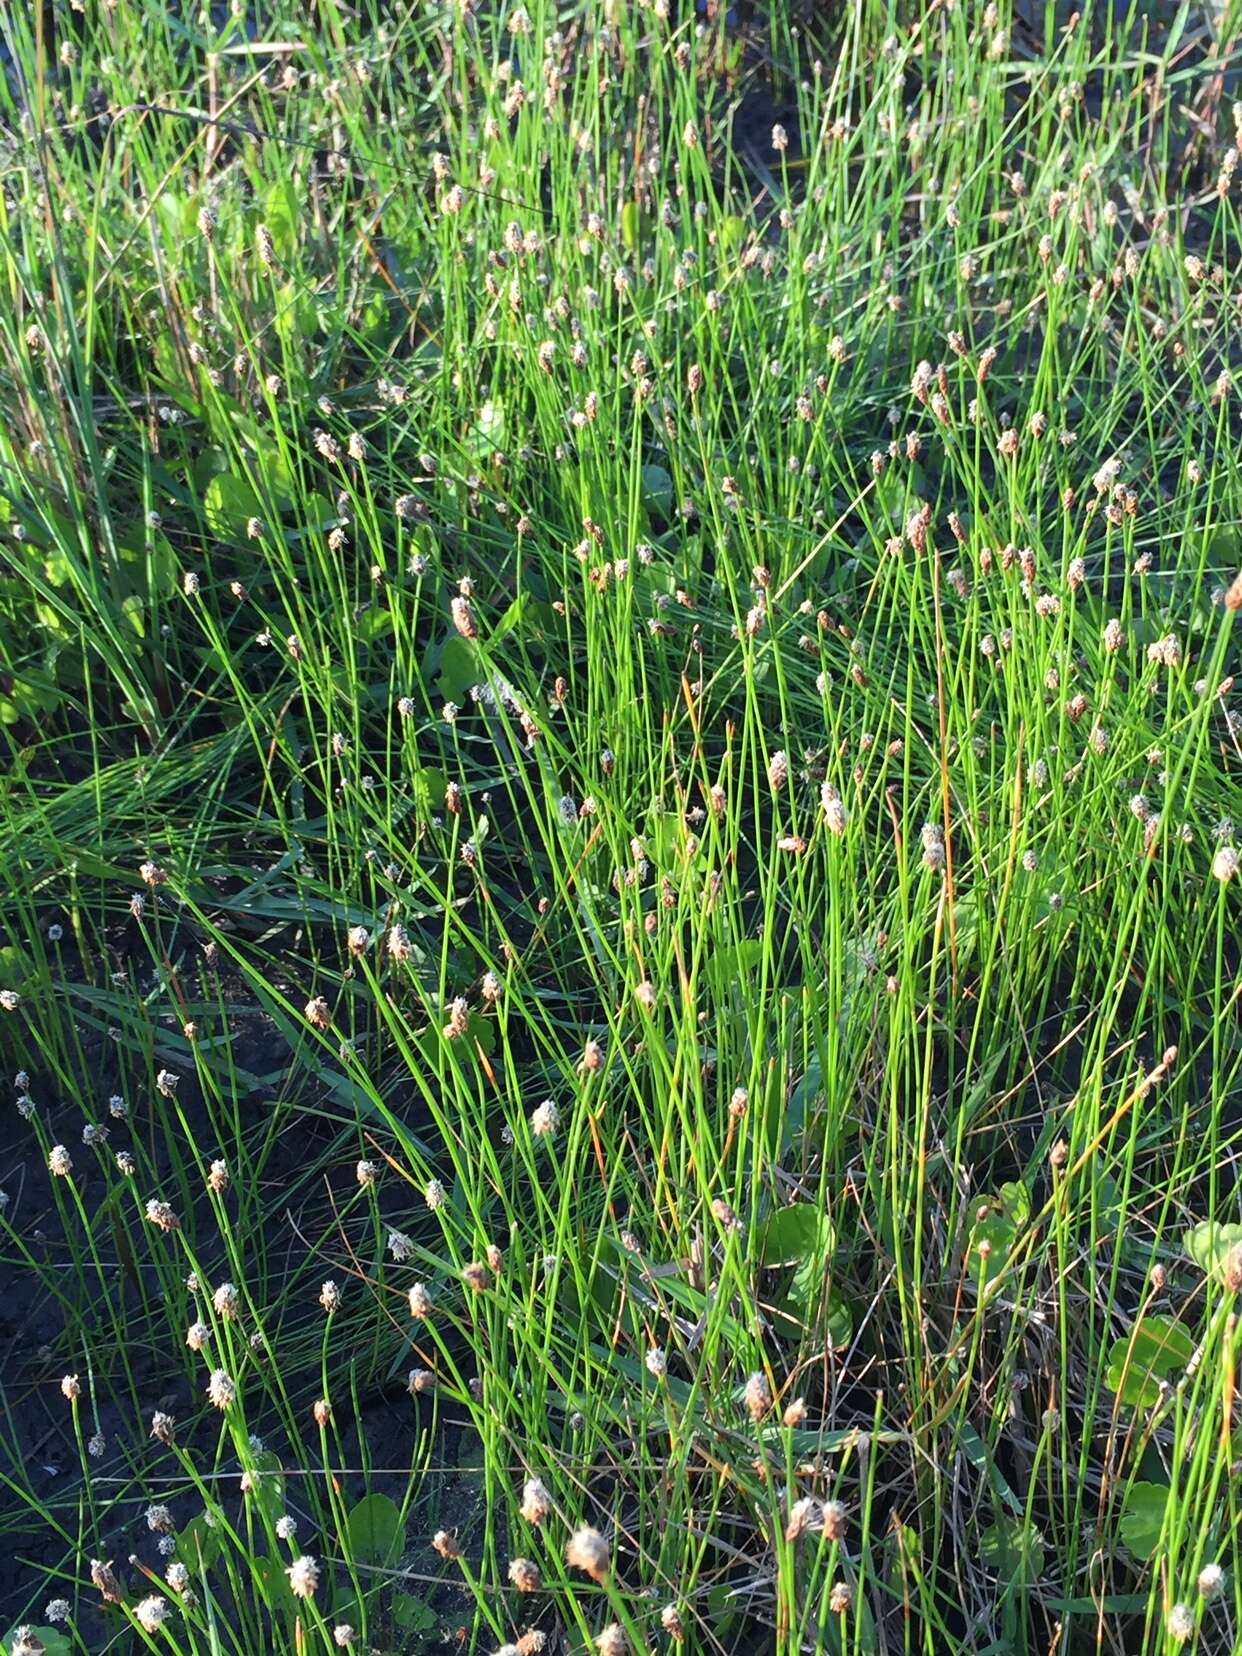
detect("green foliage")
(0, 3), (1239, 1654)
(1106, 1317), (1197, 1410)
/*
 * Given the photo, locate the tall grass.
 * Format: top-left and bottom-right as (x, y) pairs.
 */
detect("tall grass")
(1, 2), (1241, 1653)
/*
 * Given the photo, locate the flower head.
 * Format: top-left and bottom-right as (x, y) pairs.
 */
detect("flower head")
(743, 1370), (772, 1421)
(287, 1556), (319, 1599)
(565, 1525), (609, 1580)
(520, 1477), (551, 1525)
(207, 1369), (236, 1410)
(135, 1595), (170, 1633)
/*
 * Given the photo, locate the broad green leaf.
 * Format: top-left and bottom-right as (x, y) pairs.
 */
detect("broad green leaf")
(979, 1516), (1044, 1581)
(762, 1203), (835, 1318)
(1118, 1481), (1168, 1559)
(412, 768), (449, 814)
(175, 1511), (224, 1572)
(1185, 1220), (1242, 1284)
(706, 940), (763, 1000)
(640, 463), (674, 516)
(970, 1199), (1017, 1288)
(346, 1492), (406, 1565)
(1105, 1316), (1195, 1409)
(393, 1592), (437, 1631)
(435, 636), (476, 702)
(204, 472), (264, 537)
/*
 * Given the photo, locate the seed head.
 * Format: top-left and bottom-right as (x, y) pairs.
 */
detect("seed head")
(822, 1500), (847, 1540)
(595, 1626), (626, 1656)
(451, 595), (478, 640)
(1212, 846), (1239, 883)
(287, 1556), (319, 1599)
(319, 1280), (342, 1313)
(1166, 1604), (1194, 1643)
(432, 1530), (463, 1560)
(462, 1261), (492, 1293)
(566, 1526), (610, 1581)
(304, 996), (331, 1031)
(90, 1559), (122, 1603)
(151, 1411), (176, 1446)
(408, 1368), (437, 1395)
(1198, 1563), (1224, 1599)
(48, 1144), (73, 1177)
(767, 750), (789, 793)
(712, 1197), (740, 1232)
(207, 1369), (236, 1410)
(530, 1099), (559, 1137)
(207, 1158), (229, 1193)
(743, 1370), (772, 1421)
(829, 1581), (853, 1614)
(508, 1557), (542, 1592)
(785, 1496), (823, 1541)
(444, 996), (470, 1039)
(660, 1604), (685, 1640)
(135, 1596), (170, 1633)
(212, 1281), (240, 1319)
(821, 782), (847, 835)
(520, 1477), (552, 1525)
(60, 1373), (81, 1401)
(146, 1199), (180, 1232)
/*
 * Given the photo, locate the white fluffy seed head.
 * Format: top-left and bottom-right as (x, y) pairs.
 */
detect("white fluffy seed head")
(507, 1557), (542, 1593)
(1167, 1604), (1195, 1643)
(743, 1370), (772, 1421)
(212, 1282), (239, 1319)
(785, 1496), (823, 1541)
(565, 1525), (609, 1580)
(530, 1099), (559, 1137)
(135, 1596), (170, 1632)
(1198, 1563), (1224, 1599)
(206, 1369), (235, 1410)
(520, 1477), (551, 1525)
(287, 1555), (319, 1599)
